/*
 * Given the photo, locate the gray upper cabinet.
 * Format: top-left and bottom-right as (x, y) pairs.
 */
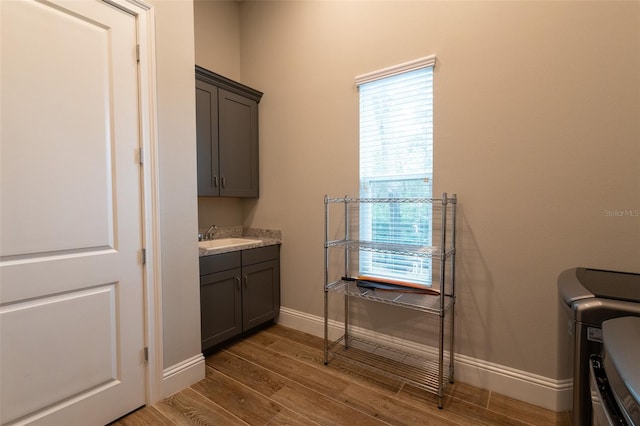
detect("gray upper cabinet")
(195, 66), (263, 197)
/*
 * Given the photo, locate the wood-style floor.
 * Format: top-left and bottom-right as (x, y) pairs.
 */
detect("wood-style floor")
(112, 324), (571, 426)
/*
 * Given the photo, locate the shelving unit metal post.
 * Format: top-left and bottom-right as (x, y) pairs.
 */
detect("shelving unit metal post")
(323, 193), (457, 408)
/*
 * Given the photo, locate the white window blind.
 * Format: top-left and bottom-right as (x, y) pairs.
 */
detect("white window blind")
(358, 61), (434, 285)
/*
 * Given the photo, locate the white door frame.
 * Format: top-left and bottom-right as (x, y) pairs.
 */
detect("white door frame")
(108, 0), (164, 406)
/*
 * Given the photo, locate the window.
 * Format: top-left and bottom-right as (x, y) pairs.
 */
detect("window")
(357, 56), (434, 285)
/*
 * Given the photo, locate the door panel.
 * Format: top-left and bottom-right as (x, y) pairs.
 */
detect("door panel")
(200, 269), (242, 350)
(1, 285), (118, 421)
(0, 0), (145, 424)
(242, 260), (279, 331)
(2, 0), (119, 257)
(218, 89), (258, 197)
(195, 80), (219, 196)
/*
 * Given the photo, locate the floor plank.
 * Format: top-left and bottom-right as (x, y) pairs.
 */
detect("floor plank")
(225, 338), (354, 396)
(487, 392), (569, 426)
(216, 345), (388, 425)
(206, 349), (286, 397)
(154, 387), (247, 426)
(118, 324), (571, 426)
(109, 405), (173, 426)
(338, 383), (459, 425)
(241, 330), (459, 425)
(191, 366), (294, 425)
(260, 327), (404, 395)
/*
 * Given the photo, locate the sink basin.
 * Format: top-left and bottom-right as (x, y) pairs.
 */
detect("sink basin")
(199, 238), (262, 252)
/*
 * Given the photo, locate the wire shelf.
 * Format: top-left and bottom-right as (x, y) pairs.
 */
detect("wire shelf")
(324, 240), (455, 260)
(326, 279), (453, 314)
(325, 197), (444, 204)
(327, 335), (452, 395)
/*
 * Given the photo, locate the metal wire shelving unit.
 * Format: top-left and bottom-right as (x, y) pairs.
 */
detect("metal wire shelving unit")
(323, 194), (457, 408)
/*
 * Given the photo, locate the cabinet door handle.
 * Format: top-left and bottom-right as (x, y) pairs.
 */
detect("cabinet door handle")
(221, 176), (226, 188)
(243, 274), (248, 288)
(235, 276), (241, 291)
(213, 176), (218, 188)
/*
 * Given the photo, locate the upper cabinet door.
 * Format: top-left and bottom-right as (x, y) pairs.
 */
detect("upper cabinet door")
(196, 79), (219, 196)
(218, 88), (259, 197)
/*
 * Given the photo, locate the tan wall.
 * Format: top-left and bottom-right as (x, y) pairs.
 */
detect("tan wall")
(194, 0), (244, 230)
(194, 0), (241, 81)
(238, 1), (640, 380)
(150, 0), (201, 369)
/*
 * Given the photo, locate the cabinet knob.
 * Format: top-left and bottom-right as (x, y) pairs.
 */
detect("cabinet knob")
(213, 176), (218, 188)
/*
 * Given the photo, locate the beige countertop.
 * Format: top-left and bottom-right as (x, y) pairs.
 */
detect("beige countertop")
(198, 227), (281, 257)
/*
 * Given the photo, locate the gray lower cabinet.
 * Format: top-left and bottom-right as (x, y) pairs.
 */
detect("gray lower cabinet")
(200, 245), (280, 352)
(196, 65), (263, 198)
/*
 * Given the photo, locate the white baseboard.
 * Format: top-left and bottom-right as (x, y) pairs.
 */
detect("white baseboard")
(162, 353), (206, 398)
(277, 307), (572, 412)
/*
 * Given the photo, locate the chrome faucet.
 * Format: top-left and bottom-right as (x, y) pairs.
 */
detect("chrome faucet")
(204, 224), (217, 241)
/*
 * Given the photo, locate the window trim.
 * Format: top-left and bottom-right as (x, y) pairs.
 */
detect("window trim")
(355, 55), (436, 87)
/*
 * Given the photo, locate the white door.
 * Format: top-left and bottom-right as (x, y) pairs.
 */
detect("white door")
(0, 0), (146, 424)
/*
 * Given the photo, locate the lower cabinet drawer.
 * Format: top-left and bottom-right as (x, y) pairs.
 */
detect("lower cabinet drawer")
(199, 251), (240, 276)
(242, 245), (279, 265)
